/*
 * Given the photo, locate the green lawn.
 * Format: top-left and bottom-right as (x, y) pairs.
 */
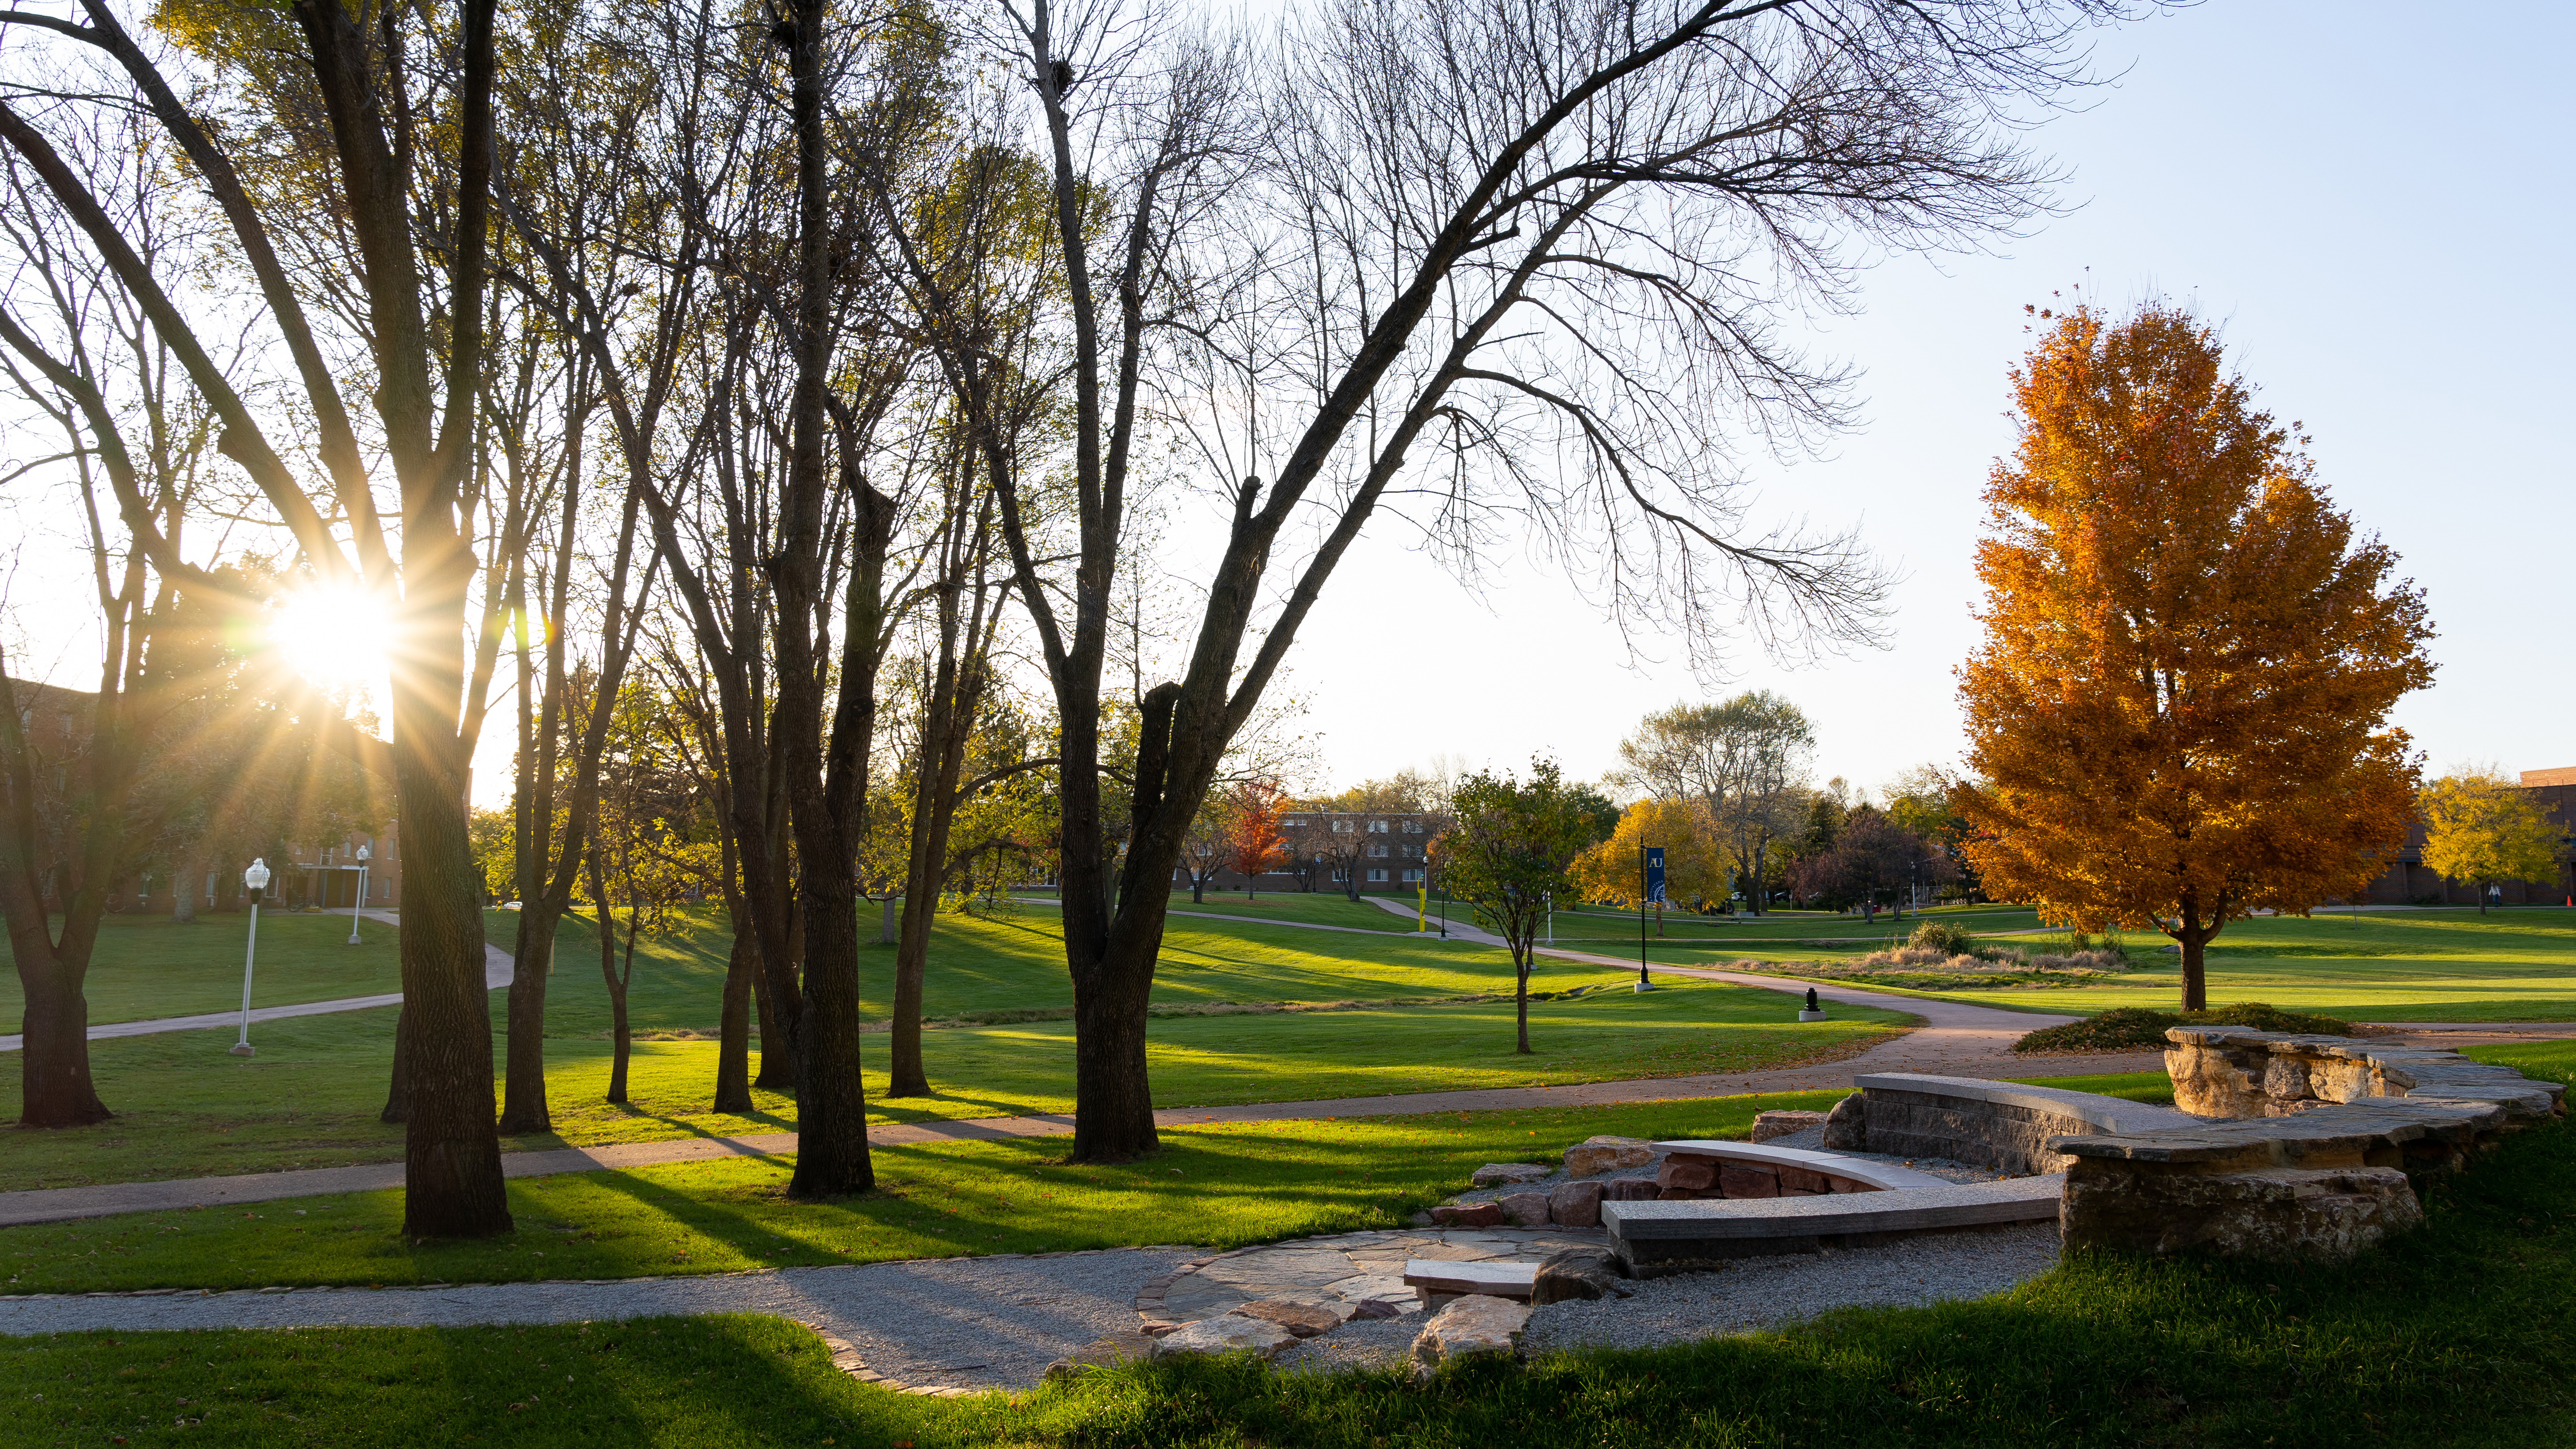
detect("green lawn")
(0, 1089), (1867, 1294)
(4, 1053), (2570, 1448)
(1533, 900), (2048, 944)
(0, 910), (402, 1026)
(1914, 909), (2576, 1021)
(0, 953), (1904, 1193)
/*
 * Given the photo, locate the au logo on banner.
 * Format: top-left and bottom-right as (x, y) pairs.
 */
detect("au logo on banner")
(1644, 845), (1666, 904)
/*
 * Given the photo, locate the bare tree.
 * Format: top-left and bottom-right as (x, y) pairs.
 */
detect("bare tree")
(949, 0), (2125, 1158)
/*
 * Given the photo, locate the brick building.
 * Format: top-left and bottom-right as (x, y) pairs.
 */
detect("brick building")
(1176, 809), (1442, 895)
(2357, 768), (2576, 906)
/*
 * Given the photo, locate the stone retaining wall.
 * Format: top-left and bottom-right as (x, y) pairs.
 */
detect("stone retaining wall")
(2050, 1029), (2564, 1260)
(1824, 1073), (2201, 1175)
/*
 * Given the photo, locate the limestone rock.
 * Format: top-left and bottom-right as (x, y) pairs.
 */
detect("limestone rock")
(1718, 1163), (1780, 1199)
(1655, 1156), (1716, 1193)
(1497, 1191), (1552, 1227)
(1408, 1294), (1532, 1381)
(1430, 1201), (1505, 1228)
(1350, 1297), (1405, 1321)
(1604, 1177), (1661, 1201)
(1820, 1093), (1867, 1150)
(1562, 1135), (1657, 1178)
(1775, 1164), (1834, 1196)
(2164, 1044), (2268, 1118)
(1472, 1162), (1553, 1188)
(1235, 1300), (1352, 1338)
(1751, 1109), (1829, 1144)
(1530, 1247), (1627, 1306)
(1547, 1179), (1606, 1228)
(1151, 1313), (1300, 1359)
(2060, 1159), (2423, 1260)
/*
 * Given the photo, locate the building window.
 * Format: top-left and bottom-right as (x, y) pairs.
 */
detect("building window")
(1368, 844), (1388, 857)
(1282, 817), (1307, 828)
(1367, 868), (1388, 882)
(1368, 820), (1388, 833)
(1402, 820), (1424, 833)
(1402, 869), (1423, 883)
(1331, 820), (1354, 833)
(1331, 869), (1348, 881)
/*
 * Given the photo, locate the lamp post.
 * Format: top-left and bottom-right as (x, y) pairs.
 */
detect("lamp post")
(233, 859), (270, 1057)
(347, 842), (371, 945)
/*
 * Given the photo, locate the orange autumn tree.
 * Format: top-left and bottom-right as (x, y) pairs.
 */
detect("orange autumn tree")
(1954, 302), (2432, 1011)
(1219, 780), (1290, 899)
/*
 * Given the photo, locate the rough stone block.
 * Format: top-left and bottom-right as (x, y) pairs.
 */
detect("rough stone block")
(1235, 1300), (1351, 1337)
(1472, 1162), (1552, 1188)
(1751, 1110), (1829, 1144)
(1821, 1093), (1867, 1151)
(1530, 1247), (1627, 1305)
(2264, 1056), (2314, 1103)
(1718, 1164), (1780, 1199)
(1655, 1156), (1716, 1193)
(1547, 1179), (1606, 1228)
(1562, 1135), (1657, 1178)
(1430, 1202), (1504, 1228)
(1152, 1313), (1299, 1359)
(1604, 1177), (1661, 1201)
(2166, 1045), (2267, 1118)
(1498, 1192), (1552, 1227)
(2060, 1157), (2422, 1260)
(1829, 1175), (1872, 1193)
(1776, 1165), (1835, 1195)
(1409, 1294), (1531, 1380)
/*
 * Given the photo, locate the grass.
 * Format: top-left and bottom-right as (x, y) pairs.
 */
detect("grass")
(0, 910), (402, 1026)
(4, 1052), (2570, 1448)
(0, 953), (1905, 1193)
(0, 1090), (1867, 1293)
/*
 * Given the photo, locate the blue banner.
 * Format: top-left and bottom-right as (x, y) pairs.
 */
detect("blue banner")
(1644, 846), (1666, 904)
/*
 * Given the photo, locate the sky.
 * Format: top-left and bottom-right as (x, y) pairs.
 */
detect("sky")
(1281, 1), (2576, 799)
(4, 2), (2567, 812)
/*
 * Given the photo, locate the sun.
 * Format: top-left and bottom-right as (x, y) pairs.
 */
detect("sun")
(268, 582), (393, 696)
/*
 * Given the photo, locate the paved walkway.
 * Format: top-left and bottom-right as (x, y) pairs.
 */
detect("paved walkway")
(0, 911), (512, 1053)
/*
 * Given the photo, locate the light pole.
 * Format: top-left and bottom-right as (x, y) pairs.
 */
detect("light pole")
(346, 842), (371, 945)
(233, 859), (271, 1057)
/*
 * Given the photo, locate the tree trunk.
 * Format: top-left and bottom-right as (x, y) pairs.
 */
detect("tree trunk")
(171, 861), (198, 923)
(380, 1007), (413, 1123)
(1514, 943), (1531, 1055)
(751, 961), (785, 1091)
(1069, 940), (1158, 1160)
(2178, 931), (2208, 1012)
(494, 904), (558, 1134)
(391, 771), (512, 1239)
(14, 954), (110, 1127)
(591, 889), (630, 1105)
(712, 920), (756, 1113)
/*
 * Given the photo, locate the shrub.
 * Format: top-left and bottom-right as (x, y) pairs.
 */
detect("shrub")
(2012, 1007), (2181, 1054)
(2013, 1000), (2358, 1054)
(1906, 919), (1978, 957)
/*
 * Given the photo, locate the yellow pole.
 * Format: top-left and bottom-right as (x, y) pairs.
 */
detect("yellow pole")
(1417, 881), (1428, 931)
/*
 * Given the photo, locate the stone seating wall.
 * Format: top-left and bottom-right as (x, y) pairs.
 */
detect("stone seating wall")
(2047, 1028), (2564, 1260)
(1820, 1073), (2203, 1174)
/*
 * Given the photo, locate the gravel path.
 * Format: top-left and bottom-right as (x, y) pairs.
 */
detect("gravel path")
(1272, 1223), (2063, 1375)
(0, 1248), (1195, 1395)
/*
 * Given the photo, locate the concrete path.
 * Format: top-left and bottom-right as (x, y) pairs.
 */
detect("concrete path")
(0, 910), (511, 1053)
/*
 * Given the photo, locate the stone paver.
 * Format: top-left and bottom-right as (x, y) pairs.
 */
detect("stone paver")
(1138, 1226), (1608, 1325)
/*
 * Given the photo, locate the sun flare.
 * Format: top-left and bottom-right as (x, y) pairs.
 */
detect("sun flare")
(268, 583), (393, 696)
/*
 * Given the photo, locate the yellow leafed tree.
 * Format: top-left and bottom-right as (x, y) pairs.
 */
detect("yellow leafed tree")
(1954, 302), (2434, 1010)
(2419, 771), (2563, 914)
(1570, 797), (1727, 932)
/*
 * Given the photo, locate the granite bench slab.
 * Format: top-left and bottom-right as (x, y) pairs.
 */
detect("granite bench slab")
(1647, 1140), (1948, 1192)
(1602, 1176), (2064, 1274)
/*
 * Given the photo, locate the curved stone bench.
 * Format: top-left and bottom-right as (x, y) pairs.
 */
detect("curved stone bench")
(1602, 1176), (2064, 1276)
(1824, 1073), (2203, 1175)
(1646, 1140), (1947, 1194)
